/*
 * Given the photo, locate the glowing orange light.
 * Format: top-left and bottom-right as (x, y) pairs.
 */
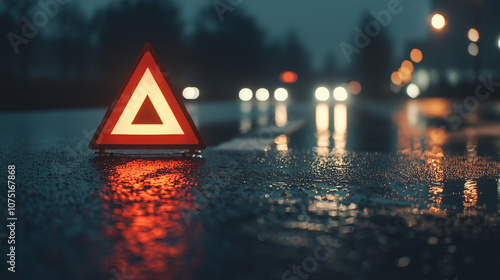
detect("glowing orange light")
(89, 43), (206, 150)
(391, 71), (402, 85)
(348, 81), (362, 95)
(401, 60), (414, 73)
(410, 49), (423, 63)
(274, 134), (289, 151)
(468, 28), (479, 42)
(403, 72), (413, 84)
(431, 14), (446, 30)
(279, 71), (298, 83)
(99, 159), (204, 279)
(418, 98), (450, 118)
(398, 68), (412, 84)
(464, 180), (478, 213)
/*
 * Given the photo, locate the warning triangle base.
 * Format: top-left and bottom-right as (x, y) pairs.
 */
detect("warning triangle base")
(94, 149), (203, 158)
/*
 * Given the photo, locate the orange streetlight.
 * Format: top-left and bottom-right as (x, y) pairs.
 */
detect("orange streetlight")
(431, 13), (446, 30)
(410, 49), (423, 63)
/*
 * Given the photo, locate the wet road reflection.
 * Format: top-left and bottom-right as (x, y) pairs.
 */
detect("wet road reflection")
(314, 104), (330, 156)
(256, 99), (500, 279)
(307, 99), (500, 215)
(463, 179), (478, 214)
(333, 104), (347, 151)
(94, 158), (204, 280)
(313, 103), (348, 155)
(6, 99), (500, 280)
(275, 104), (287, 128)
(257, 103), (269, 127)
(239, 103), (252, 134)
(274, 104), (290, 151)
(498, 178), (500, 213)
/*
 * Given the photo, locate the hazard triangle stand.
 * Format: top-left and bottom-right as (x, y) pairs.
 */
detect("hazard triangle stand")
(89, 43), (206, 153)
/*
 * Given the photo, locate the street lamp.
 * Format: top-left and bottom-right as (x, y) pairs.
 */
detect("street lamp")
(468, 28), (480, 42)
(431, 13), (446, 30)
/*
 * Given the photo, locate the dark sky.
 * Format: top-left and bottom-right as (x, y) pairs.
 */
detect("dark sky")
(80, 0), (432, 69)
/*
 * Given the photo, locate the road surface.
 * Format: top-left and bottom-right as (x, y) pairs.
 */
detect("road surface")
(1, 99), (499, 280)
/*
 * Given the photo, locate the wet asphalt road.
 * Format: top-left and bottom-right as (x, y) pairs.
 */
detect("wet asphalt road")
(1, 99), (500, 280)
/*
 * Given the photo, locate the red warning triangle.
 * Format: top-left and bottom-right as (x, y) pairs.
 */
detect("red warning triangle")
(89, 43), (206, 150)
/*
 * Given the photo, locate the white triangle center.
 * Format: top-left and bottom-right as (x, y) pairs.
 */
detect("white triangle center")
(111, 68), (184, 135)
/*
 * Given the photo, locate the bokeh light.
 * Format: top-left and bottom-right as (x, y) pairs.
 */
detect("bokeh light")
(446, 70), (460, 86)
(498, 36), (500, 48)
(431, 14), (446, 30)
(333, 104), (347, 150)
(100, 159), (204, 279)
(315, 87), (330, 101)
(255, 88), (270, 101)
(348, 81), (362, 95)
(239, 88), (253, 101)
(333, 87), (348, 101)
(399, 67), (413, 84)
(390, 83), (401, 94)
(274, 134), (289, 151)
(315, 104), (330, 153)
(279, 71), (298, 83)
(414, 69), (431, 91)
(275, 104), (287, 127)
(407, 84), (420, 98)
(410, 49), (423, 63)
(468, 28), (479, 42)
(182, 87), (199, 100)
(274, 88), (288, 101)
(468, 43), (479, 56)
(401, 60), (414, 73)
(315, 104), (329, 132)
(391, 71), (402, 85)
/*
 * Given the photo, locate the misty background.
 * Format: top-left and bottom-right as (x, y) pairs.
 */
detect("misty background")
(1, 0), (499, 111)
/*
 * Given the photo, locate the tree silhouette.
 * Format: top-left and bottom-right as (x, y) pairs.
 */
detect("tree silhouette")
(314, 51), (338, 88)
(2, 0), (34, 78)
(93, 0), (185, 89)
(54, 3), (90, 80)
(353, 14), (392, 99)
(271, 31), (313, 100)
(190, 5), (267, 100)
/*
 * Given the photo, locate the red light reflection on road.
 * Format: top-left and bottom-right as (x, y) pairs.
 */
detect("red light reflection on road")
(99, 159), (204, 280)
